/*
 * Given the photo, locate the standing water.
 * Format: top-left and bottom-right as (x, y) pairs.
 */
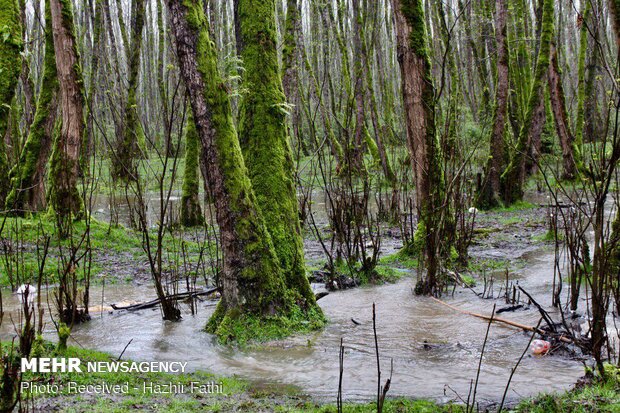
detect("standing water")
(1, 259), (583, 405)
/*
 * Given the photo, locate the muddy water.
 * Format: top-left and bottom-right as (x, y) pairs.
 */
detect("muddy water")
(0, 260), (582, 405)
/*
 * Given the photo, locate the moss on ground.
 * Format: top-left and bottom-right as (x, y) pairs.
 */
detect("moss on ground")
(206, 299), (325, 345)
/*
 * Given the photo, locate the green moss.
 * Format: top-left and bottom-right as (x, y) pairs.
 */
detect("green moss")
(180, 0), (314, 335)
(47, 0), (86, 229)
(206, 301), (325, 345)
(0, 0), (22, 205)
(6, 0), (58, 212)
(398, 0), (429, 60)
(180, 113), (204, 226)
(56, 323), (71, 352)
(113, 0), (147, 180)
(235, 0), (318, 309)
(500, 0), (554, 205)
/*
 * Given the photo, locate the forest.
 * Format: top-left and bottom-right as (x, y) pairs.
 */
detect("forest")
(0, 0), (619, 411)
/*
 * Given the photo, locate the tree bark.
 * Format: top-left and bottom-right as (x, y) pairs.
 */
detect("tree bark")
(547, 42), (577, 180)
(0, 0), (22, 207)
(166, 0), (298, 339)
(180, 113), (203, 227)
(235, 0), (318, 308)
(6, 0), (58, 213)
(477, 0), (508, 209)
(500, 0), (553, 205)
(113, 0), (146, 180)
(48, 0), (85, 229)
(393, 0), (445, 295)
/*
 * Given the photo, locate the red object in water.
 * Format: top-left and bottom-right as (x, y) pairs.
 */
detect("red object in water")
(530, 339), (551, 355)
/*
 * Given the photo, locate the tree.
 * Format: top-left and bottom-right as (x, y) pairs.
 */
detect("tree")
(166, 0), (322, 342)
(0, 0), (22, 207)
(392, 0), (446, 295)
(113, 0), (147, 180)
(547, 26), (578, 180)
(234, 0), (317, 307)
(6, 0), (58, 213)
(180, 113), (203, 227)
(477, 0), (509, 209)
(48, 0), (85, 232)
(500, 0), (553, 205)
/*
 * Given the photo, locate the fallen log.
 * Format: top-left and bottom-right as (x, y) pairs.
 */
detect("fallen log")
(111, 287), (219, 311)
(430, 296), (573, 344)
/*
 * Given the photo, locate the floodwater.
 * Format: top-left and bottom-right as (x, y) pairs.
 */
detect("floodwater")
(0, 251), (584, 405)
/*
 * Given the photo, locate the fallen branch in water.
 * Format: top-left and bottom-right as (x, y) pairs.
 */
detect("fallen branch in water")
(111, 287), (219, 311)
(430, 297), (573, 344)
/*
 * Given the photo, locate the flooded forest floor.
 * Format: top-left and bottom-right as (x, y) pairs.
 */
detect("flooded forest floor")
(2, 191), (620, 412)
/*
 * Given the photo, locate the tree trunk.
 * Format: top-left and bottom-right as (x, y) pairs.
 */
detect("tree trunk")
(547, 41), (577, 180)
(166, 0), (310, 341)
(48, 0), (85, 230)
(574, 0), (589, 167)
(500, 0), (553, 205)
(6, 0), (58, 213)
(235, 0), (318, 308)
(609, 0), (620, 46)
(0, 0), (22, 207)
(180, 113), (203, 227)
(393, 0), (445, 295)
(477, 0), (508, 209)
(113, 0), (146, 180)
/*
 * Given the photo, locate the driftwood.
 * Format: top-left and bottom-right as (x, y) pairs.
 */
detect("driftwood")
(430, 297), (573, 344)
(111, 287), (219, 311)
(315, 292), (329, 301)
(518, 286), (557, 332)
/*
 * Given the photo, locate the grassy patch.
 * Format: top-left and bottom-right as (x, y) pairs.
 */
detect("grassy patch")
(380, 251), (419, 269)
(0, 214), (212, 287)
(514, 366), (620, 412)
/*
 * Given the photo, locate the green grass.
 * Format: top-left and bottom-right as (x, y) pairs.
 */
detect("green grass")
(0, 214), (212, 287)
(380, 251), (419, 270)
(514, 366), (620, 412)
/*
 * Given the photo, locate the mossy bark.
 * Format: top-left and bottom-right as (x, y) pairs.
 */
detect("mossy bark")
(610, 0), (620, 47)
(167, 0), (310, 341)
(393, 0), (446, 295)
(573, 0), (589, 174)
(113, 0), (146, 180)
(180, 113), (203, 227)
(0, 0), (22, 207)
(548, 39), (578, 180)
(477, 0), (508, 209)
(235, 0), (317, 307)
(6, 0), (58, 213)
(48, 0), (85, 230)
(500, 0), (553, 205)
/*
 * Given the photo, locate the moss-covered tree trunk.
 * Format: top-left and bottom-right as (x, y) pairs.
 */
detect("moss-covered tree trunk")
(6, 0), (58, 213)
(48, 0), (85, 229)
(113, 0), (146, 180)
(167, 0), (320, 342)
(574, 0), (589, 159)
(0, 0), (22, 207)
(500, 0), (553, 205)
(393, 0), (445, 295)
(477, 0), (508, 209)
(234, 0), (317, 307)
(607, 0), (620, 325)
(180, 113), (203, 226)
(548, 39), (578, 180)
